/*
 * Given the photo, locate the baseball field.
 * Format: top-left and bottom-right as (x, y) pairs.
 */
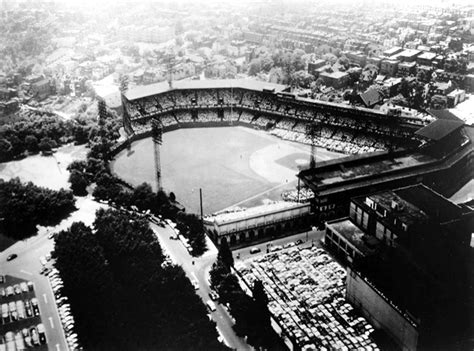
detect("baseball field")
(110, 126), (344, 215)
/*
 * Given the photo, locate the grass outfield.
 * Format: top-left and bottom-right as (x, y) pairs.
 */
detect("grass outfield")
(110, 126), (344, 215)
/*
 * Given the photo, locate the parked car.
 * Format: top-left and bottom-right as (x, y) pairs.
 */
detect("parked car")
(6, 254), (17, 261)
(250, 247), (261, 254)
(206, 300), (217, 312)
(5, 286), (14, 296)
(16, 300), (25, 319)
(209, 291), (219, 301)
(20, 282), (28, 293)
(31, 298), (40, 316)
(13, 284), (21, 295)
(1, 304), (9, 320)
(37, 324), (46, 344)
(47, 232), (57, 240)
(191, 279), (199, 290)
(22, 328), (32, 347)
(0, 275), (5, 283)
(0, 288), (5, 297)
(27, 282), (34, 291)
(14, 332), (25, 351)
(29, 327), (40, 346)
(295, 239), (303, 245)
(24, 300), (33, 317)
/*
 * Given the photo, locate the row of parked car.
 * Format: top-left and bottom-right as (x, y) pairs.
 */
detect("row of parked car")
(1, 298), (40, 324)
(48, 268), (80, 350)
(0, 282), (34, 299)
(0, 324), (46, 351)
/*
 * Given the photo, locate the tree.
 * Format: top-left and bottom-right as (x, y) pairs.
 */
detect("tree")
(399, 78), (411, 98)
(209, 260), (230, 289)
(39, 136), (53, 153)
(337, 56), (350, 70)
(322, 53), (338, 65)
(54, 209), (225, 350)
(248, 58), (262, 76)
(0, 138), (12, 162)
(69, 170), (88, 196)
(0, 178), (76, 239)
(25, 135), (39, 153)
(130, 183), (156, 212)
(218, 238), (234, 268)
(291, 70), (315, 88)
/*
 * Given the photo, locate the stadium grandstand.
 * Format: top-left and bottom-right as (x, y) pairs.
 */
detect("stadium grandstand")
(119, 79), (472, 243)
(121, 79), (426, 157)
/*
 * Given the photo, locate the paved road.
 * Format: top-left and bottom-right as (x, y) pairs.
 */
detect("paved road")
(151, 222), (326, 351)
(0, 195), (107, 351)
(233, 229), (325, 261)
(1, 231), (68, 351)
(150, 222), (251, 350)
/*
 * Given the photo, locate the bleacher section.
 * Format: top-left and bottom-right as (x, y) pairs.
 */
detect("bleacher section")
(123, 86), (422, 155)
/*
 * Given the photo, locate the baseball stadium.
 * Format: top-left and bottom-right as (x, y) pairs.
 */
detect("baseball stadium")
(111, 79), (473, 247)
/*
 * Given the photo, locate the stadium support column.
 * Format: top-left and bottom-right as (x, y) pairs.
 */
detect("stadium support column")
(306, 122), (319, 169)
(151, 119), (163, 192)
(310, 144), (316, 169)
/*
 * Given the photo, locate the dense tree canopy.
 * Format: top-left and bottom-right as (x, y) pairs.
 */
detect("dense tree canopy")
(209, 253), (277, 349)
(53, 209), (226, 350)
(0, 177), (76, 238)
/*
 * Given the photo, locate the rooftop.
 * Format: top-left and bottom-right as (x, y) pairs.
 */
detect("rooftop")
(394, 184), (464, 224)
(397, 49), (421, 58)
(204, 201), (307, 225)
(415, 119), (464, 141)
(417, 52), (437, 60)
(298, 127), (472, 196)
(124, 79), (288, 101)
(326, 218), (380, 256)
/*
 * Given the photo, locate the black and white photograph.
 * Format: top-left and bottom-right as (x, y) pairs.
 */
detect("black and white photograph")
(0, 0), (473, 350)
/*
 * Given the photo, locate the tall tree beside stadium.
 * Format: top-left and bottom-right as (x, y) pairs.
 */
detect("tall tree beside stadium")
(53, 209), (226, 350)
(218, 238), (234, 268)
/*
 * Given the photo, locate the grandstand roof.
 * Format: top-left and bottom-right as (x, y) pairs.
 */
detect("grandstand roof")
(298, 132), (471, 196)
(426, 109), (463, 122)
(204, 201), (307, 225)
(415, 119), (464, 141)
(124, 79), (288, 101)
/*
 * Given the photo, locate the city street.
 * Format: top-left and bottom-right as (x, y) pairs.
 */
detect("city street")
(233, 228), (325, 261)
(0, 190), (325, 351)
(149, 222), (252, 351)
(1, 230), (68, 351)
(150, 221), (326, 351)
(0, 195), (107, 351)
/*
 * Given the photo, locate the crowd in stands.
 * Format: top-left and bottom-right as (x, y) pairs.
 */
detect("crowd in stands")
(239, 111), (254, 123)
(124, 87), (418, 154)
(281, 188), (314, 202)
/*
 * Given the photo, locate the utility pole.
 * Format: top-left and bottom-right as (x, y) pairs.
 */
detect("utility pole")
(199, 188), (203, 220)
(151, 119), (163, 192)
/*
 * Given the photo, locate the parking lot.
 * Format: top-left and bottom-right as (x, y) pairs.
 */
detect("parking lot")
(0, 275), (48, 350)
(236, 246), (379, 350)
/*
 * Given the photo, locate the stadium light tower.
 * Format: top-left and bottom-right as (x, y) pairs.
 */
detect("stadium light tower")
(306, 121), (320, 169)
(151, 118), (163, 192)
